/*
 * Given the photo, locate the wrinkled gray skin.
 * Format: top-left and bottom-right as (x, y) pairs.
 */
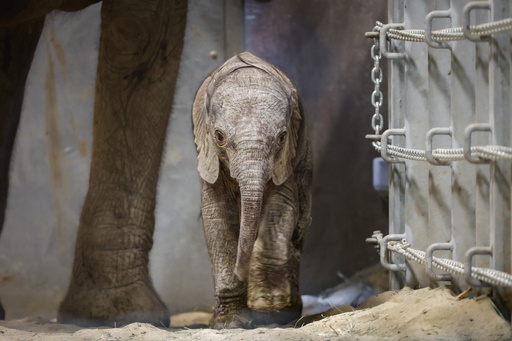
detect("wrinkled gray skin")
(192, 52), (312, 328)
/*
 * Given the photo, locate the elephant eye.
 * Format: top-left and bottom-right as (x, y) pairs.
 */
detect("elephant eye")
(215, 130), (226, 145)
(277, 131), (287, 146)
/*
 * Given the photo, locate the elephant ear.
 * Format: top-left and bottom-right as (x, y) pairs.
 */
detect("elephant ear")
(272, 84), (301, 186)
(192, 74), (219, 184)
(192, 54), (254, 183)
(237, 52), (302, 186)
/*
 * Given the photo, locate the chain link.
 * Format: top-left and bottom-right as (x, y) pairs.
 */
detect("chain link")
(370, 38), (384, 134)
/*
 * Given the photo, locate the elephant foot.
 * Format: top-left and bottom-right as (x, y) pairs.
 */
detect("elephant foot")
(209, 306), (301, 329)
(210, 307), (253, 329)
(58, 281), (169, 327)
(248, 282), (302, 326)
(251, 306), (302, 326)
(247, 260), (292, 312)
(209, 300), (302, 329)
(247, 283), (291, 312)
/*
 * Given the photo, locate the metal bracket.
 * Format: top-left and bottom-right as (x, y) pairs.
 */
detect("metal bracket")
(381, 233), (407, 272)
(425, 127), (452, 165)
(464, 246), (493, 287)
(365, 230), (383, 251)
(426, 241), (454, 282)
(464, 123), (492, 164)
(425, 10), (452, 49)
(366, 231), (406, 272)
(365, 134), (381, 142)
(380, 23), (406, 59)
(381, 128), (406, 164)
(365, 31), (380, 39)
(463, 1), (492, 42)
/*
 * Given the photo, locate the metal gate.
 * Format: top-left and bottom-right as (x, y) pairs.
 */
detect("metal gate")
(367, 0), (512, 317)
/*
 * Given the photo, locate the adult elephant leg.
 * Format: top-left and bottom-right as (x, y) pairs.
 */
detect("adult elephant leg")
(58, 0), (187, 327)
(0, 17), (45, 320)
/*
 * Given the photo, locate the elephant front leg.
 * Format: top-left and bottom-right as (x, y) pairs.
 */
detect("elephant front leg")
(247, 182), (302, 325)
(58, 0), (187, 327)
(201, 180), (253, 329)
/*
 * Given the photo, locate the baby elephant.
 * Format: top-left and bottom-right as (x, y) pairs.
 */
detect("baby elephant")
(192, 52), (312, 328)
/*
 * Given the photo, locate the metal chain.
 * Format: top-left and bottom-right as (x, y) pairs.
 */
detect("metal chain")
(368, 17), (512, 160)
(370, 37), (383, 135)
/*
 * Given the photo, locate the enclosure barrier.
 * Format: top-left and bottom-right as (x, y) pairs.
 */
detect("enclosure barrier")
(366, 0), (512, 318)
(366, 231), (512, 287)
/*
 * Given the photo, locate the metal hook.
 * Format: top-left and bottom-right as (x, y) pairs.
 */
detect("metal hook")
(464, 246), (493, 287)
(425, 10), (452, 49)
(380, 23), (406, 60)
(381, 233), (407, 271)
(464, 123), (492, 164)
(425, 127), (452, 165)
(381, 128), (406, 163)
(463, 1), (492, 42)
(426, 241), (454, 282)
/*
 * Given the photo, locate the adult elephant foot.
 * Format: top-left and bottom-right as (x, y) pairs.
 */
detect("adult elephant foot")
(57, 189), (170, 327)
(58, 280), (169, 327)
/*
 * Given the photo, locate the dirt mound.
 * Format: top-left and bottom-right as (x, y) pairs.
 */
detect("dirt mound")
(0, 286), (509, 340)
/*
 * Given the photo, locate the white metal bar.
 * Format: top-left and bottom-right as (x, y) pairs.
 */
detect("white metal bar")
(489, 0), (512, 314)
(474, 6), (491, 268)
(388, 0), (406, 290)
(403, 0), (430, 288)
(449, 0), (478, 292)
(427, 0), (453, 286)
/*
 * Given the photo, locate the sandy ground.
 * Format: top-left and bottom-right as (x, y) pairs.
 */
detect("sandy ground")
(0, 286), (510, 340)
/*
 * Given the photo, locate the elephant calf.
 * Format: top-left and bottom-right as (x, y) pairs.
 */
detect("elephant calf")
(192, 52), (312, 328)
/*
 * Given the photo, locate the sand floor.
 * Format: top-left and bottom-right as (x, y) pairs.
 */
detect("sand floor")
(0, 286), (510, 340)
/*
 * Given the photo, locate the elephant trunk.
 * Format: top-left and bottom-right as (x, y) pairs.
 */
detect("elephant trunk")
(232, 144), (271, 281)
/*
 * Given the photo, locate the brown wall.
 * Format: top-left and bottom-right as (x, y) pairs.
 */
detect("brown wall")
(244, 0), (389, 294)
